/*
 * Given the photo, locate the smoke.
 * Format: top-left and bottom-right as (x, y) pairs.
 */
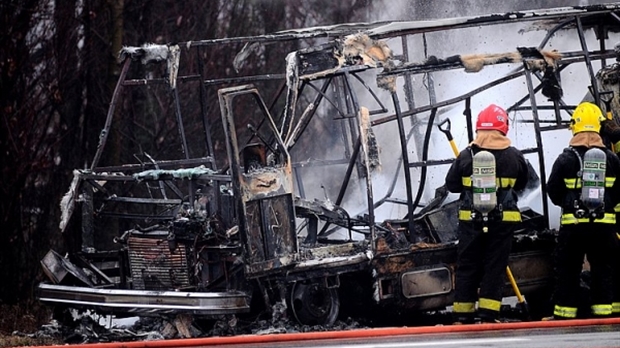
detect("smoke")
(377, 0), (613, 22)
(290, 1), (620, 232)
(356, 0), (620, 229)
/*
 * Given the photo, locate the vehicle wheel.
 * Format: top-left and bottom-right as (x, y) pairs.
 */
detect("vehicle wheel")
(289, 280), (339, 326)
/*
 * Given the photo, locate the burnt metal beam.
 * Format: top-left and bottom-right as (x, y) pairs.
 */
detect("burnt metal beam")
(372, 70), (523, 127)
(285, 77), (334, 149)
(82, 173), (232, 182)
(345, 71), (375, 240)
(92, 157), (216, 173)
(317, 137), (361, 238)
(334, 137), (361, 208)
(350, 73), (389, 114)
(102, 196), (183, 205)
(292, 158), (351, 168)
(401, 34), (416, 116)
(91, 58), (131, 170)
(280, 54), (300, 142)
(464, 98), (473, 143)
(392, 91), (416, 242)
(407, 158), (456, 168)
(122, 73), (285, 87)
(523, 65), (550, 229)
(81, 184), (94, 251)
(196, 46), (216, 163)
(171, 86), (190, 160)
(341, 75), (363, 181)
(577, 16), (600, 105)
(97, 212), (177, 220)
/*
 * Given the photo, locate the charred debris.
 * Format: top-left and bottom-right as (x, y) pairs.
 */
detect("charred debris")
(36, 3), (620, 341)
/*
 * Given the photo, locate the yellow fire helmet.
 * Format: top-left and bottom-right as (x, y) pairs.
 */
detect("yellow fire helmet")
(570, 101), (606, 135)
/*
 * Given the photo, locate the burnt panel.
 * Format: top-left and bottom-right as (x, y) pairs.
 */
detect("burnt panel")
(243, 193), (298, 275)
(245, 200), (266, 263)
(260, 193), (296, 259)
(401, 265), (452, 299)
(506, 251), (554, 295)
(421, 201), (459, 243)
(297, 44), (340, 76)
(372, 245), (458, 275)
(128, 235), (190, 290)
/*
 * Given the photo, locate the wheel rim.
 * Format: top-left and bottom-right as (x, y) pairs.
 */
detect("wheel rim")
(289, 280), (339, 326)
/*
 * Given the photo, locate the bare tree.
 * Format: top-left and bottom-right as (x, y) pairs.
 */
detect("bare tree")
(1, 0), (65, 304)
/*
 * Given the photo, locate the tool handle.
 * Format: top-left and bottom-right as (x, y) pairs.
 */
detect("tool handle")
(506, 266), (525, 303)
(449, 141), (459, 157)
(438, 119), (453, 140)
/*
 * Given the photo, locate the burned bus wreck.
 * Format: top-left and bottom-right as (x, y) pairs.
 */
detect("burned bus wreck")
(38, 3), (620, 330)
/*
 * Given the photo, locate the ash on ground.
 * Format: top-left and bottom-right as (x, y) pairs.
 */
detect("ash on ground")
(12, 309), (455, 344)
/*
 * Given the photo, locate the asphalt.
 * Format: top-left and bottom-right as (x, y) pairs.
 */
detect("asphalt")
(22, 317), (620, 348)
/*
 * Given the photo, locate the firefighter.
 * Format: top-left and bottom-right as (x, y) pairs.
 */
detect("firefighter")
(445, 104), (529, 323)
(547, 101), (620, 319)
(599, 114), (620, 317)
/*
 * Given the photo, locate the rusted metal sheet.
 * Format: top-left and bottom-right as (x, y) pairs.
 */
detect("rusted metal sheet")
(128, 234), (191, 291)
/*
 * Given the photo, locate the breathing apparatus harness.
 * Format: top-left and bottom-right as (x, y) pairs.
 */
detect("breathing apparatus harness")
(470, 148), (503, 232)
(567, 146), (606, 221)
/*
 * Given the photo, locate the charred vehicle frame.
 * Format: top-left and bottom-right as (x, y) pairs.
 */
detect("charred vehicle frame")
(38, 3), (620, 328)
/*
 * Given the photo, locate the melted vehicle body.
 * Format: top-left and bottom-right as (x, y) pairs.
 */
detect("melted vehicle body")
(37, 3), (620, 328)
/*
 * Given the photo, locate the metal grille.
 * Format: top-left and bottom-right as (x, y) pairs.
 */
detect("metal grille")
(128, 235), (191, 290)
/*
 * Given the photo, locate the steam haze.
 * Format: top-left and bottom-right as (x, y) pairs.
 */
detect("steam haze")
(339, 0), (620, 228)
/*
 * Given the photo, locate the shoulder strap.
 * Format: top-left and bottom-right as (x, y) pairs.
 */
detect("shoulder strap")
(468, 145), (479, 157)
(567, 146), (583, 175)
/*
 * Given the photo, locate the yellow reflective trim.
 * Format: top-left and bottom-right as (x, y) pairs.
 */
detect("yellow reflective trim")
(459, 210), (521, 222)
(497, 178), (516, 188)
(462, 177), (516, 188)
(612, 302), (620, 314)
(453, 302), (476, 313)
(602, 214), (616, 223)
(554, 305), (577, 318)
(614, 203), (620, 212)
(564, 178), (580, 188)
(591, 304), (612, 316)
(564, 177), (615, 188)
(617, 233), (620, 240)
(560, 213), (616, 225)
(605, 177), (615, 187)
(479, 298), (502, 312)
(462, 177), (472, 187)
(502, 211), (521, 222)
(459, 210), (470, 220)
(614, 140), (620, 153)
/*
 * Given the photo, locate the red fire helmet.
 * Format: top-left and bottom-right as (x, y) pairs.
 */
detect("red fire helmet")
(476, 104), (509, 135)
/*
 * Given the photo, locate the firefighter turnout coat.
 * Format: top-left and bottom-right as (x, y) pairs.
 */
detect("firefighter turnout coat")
(600, 119), (620, 316)
(445, 140), (529, 322)
(547, 139), (620, 319)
